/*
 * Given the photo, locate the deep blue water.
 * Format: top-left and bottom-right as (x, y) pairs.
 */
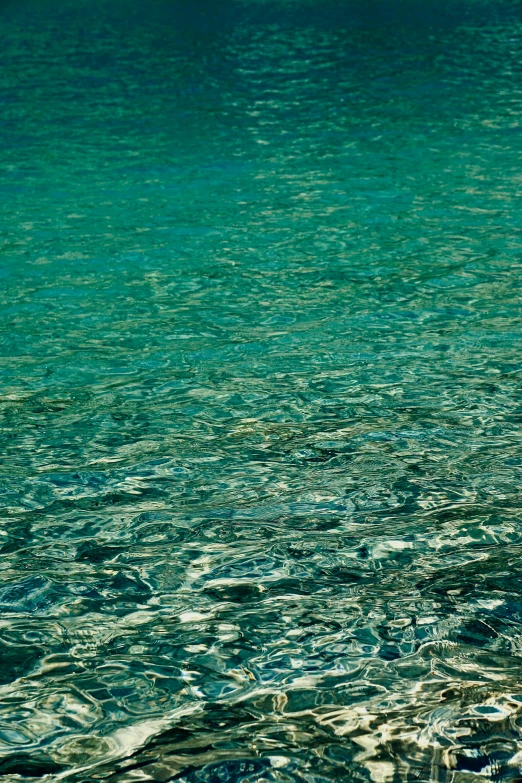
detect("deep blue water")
(2, 0), (522, 780)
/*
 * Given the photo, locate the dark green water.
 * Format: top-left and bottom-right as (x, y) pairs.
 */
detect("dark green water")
(2, 0), (522, 779)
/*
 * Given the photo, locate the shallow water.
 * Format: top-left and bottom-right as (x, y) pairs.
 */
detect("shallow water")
(1, 0), (522, 780)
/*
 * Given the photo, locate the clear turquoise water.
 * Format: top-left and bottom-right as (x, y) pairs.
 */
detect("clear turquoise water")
(2, 0), (522, 779)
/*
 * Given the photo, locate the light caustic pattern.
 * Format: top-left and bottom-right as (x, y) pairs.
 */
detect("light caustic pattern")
(1, 0), (522, 780)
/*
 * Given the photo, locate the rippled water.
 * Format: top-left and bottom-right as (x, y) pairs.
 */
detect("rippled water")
(2, 0), (522, 779)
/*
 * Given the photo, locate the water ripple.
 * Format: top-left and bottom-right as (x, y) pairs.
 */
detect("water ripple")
(2, 0), (522, 780)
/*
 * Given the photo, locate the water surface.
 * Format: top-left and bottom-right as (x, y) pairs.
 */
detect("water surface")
(2, 0), (522, 780)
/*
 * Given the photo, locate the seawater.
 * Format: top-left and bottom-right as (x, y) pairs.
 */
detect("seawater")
(1, 0), (522, 780)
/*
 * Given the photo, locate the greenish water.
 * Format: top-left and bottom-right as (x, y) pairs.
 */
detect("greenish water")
(2, 0), (522, 779)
